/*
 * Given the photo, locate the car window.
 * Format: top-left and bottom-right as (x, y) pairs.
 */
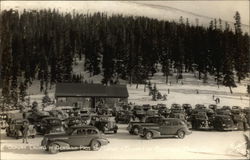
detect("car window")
(87, 129), (98, 135)
(179, 121), (185, 125)
(145, 117), (153, 123)
(74, 129), (86, 135)
(163, 121), (171, 126)
(172, 121), (179, 126)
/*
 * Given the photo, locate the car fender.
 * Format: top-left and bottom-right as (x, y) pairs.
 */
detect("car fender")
(132, 125), (140, 130)
(176, 127), (188, 134)
(89, 138), (102, 146)
(90, 137), (109, 146)
(17, 130), (22, 137)
(49, 140), (70, 149)
(144, 128), (161, 137)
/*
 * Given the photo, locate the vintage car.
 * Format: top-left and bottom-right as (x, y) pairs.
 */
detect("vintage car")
(132, 105), (146, 120)
(215, 109), (232, 116)
(127, 115), (165, 135)
(208, 104), (217, 111)
(158, 106), (170, 118)
(145, 108), (158, 116)
(191, 112), (210, 130)
(56, 106), (73, 115)
(6, 118), (36, 138)
(195, 104), (206, 110)
(213, 115), (237, 131)
(243, 107), (250, 114)
(115, 110), (134, 124)
(27, 111), (50, 124)
(41, 125), (109, 154)
(230, 111), (247, 130)
(121, 104), (132, 111)
(142, 104), (151, 111)
(49, 110), (68, 120)
(64, 116), (85, 129)
(245, 113), (250, 126)
(0, 113), (8, 129)
(96, 106), (114, 116)
(94, 116), (118, 133)
(182, 104), (193, 115)
(171, 103), (185, 113)
(36, 117), (63, 135)
(232, 106), (242, 110)
(169, 113), (192, 129)
(171, 103), (183, 110)
(80, 114), (93, 125)
(222, 106), (232, 111)
(138, 118), (192, 139)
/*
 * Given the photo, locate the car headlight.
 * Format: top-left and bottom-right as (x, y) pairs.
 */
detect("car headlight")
(222, 124), (226, 126)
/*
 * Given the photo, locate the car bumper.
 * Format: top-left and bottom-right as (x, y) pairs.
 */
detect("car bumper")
(99, 138), (110, 146)
(185, 130), (192, 135)
(222, 127), (238, 131)
(41, 138), (48, 146)
(127, 126), (132, 131)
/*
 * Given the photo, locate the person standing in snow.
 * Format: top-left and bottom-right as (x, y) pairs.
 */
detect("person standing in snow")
(21, 121), (29, 144)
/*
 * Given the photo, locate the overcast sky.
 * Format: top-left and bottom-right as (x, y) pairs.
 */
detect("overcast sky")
(1, 1), (249, 32)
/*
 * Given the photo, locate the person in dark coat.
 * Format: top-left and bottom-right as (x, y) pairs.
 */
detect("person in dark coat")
(21, 121), (29, 144)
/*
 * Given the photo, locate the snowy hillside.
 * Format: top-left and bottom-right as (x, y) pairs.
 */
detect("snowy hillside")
(24, 57), (250, 108)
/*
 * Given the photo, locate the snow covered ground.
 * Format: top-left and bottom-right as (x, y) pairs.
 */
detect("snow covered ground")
(26, 70), (250, 109)
(24, 57), (250, 108)
(0, 125), (249, 160)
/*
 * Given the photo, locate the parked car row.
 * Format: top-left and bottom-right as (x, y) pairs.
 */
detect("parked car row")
(118, 103), (250, 132)
(2, 103), (249, 155)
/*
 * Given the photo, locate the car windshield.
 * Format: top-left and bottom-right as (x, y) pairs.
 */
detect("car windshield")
(15, 119), (25, 124)
(195, 115), (207, 119)
(221, 116), (232, 121)
(48, 119), (61, 125)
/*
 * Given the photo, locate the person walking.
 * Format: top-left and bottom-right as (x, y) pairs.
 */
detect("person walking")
(21, 121), (29, 144)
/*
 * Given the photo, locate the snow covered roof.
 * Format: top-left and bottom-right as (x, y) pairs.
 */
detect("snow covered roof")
(55, 83), (129, 98)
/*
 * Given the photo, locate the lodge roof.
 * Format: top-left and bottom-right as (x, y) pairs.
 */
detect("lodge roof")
(55, 83), (129, 98)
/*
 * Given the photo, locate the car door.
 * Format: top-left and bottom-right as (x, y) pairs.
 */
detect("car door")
(86, 129), (98, 144)
(10, 120), (16, 133)
(159, 120), (172, 135)
(69, 128), (89, 147)
(170, 120), (180, 134)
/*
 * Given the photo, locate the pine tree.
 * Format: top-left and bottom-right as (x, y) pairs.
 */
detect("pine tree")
(0, 10), (13, 104)
(234, 11), (247, 83)
(19, 82), (27, 102)
(223, 71), (237, 94)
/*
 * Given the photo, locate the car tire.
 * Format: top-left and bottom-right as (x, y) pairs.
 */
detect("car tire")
(132, 127), (139, 135)
(114, 130), (117, 134)
(31, 135), (35, 138)
(145, 131), (153, 140)
(90, 140), (101, 151)
(15, 132), (19, 139)
(48, 143), (60, 154)
(177, 130), (185, 139)
(6, 130), (9, 137)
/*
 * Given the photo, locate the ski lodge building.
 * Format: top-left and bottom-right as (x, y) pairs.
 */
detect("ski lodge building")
(55, 83), (129, 110)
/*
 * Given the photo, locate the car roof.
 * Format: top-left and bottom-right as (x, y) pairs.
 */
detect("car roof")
(12, 118), (29, 122)
(216, 115), (230, 118)
(70, 125), (97, 130)
(164, 118), (182, 121)
(42, 117), (60, 120)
